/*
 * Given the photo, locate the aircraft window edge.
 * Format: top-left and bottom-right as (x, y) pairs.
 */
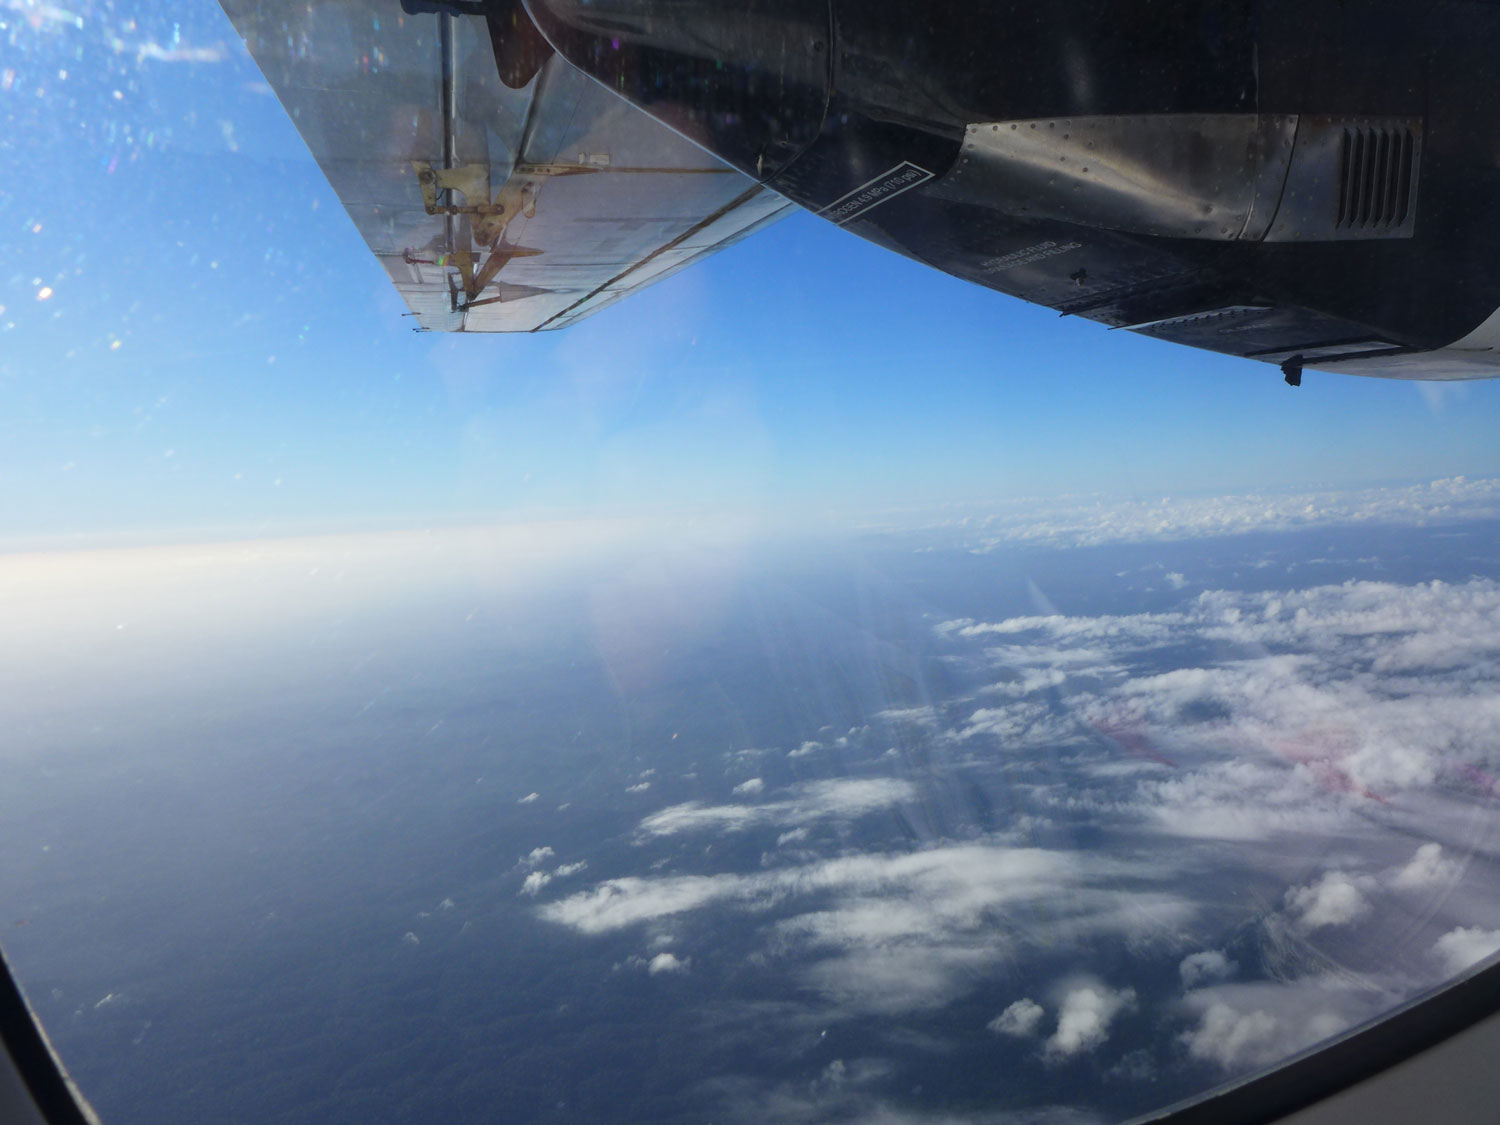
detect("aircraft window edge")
(0, 944), (99, 1125)
(1133, 953), (1500, 1125)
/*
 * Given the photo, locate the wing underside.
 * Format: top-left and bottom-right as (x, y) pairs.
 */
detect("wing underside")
(221, 1), (792, 331)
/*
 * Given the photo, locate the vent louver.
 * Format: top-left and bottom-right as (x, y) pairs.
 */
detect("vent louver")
(1337, 125), (1417, 230)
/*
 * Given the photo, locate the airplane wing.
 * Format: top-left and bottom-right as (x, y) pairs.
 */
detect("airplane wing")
(219, 1), (793, 332)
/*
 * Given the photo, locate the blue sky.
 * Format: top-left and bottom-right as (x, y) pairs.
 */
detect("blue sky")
(7, 0), (1500, 548)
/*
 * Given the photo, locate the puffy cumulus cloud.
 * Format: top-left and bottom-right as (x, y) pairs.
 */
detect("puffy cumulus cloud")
(732, 777), (766, 796)
(988, 998), (1045, 1038)
(1182, 1003), (1277, 1070)
(1045, 984), (1135, 1060)
(517, 792), (539, 805)
(637, 778), (917, 838)
(519, 871), (551, 896)
(521, 846), (555, 867)
(1284, 871), (1376, 932)
(1432, 927), (1500, 975)
(1390, 842), (1461, 891)
(518, 852), (585, 896)
(787, 740), (824, 758)
(1179, 950), (1236, 988)
(648, 952), (688, 975)
(1179, 979), (1386, 1071)
(626, 781), (652, 793)
(895, 478), (1500, 552)
(540, 843), (1193, 1014)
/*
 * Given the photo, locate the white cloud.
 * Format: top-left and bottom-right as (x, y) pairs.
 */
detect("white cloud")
(1179, 979), (1381, 1071)
(513, 559), (1500, 1086)
(803, 943), (995, 1016)
(517, 792), (539, 805)
(732, 778), (765, 796)
(895, 478), (1500, 551)
(554, 861), (588, 879)
(520, 871), (552, 896)
(874, 706), (940, 727)
(989, 998), (1044, 1038)
(983, 669), (1068, 698)
(1432, 927), (1500, 975)
(637, 778), (916, 838)
(937, 577), (1500, 849)
(1181, 1003), (1279, 1069)
(1285, 871), (1375, 931)
(1179, 950), (1236, 988)
(1045, 984), (1134, 1059)
(788, 740), (823, 758)
(626, 781), (652, 793)
(1390, 843), (1460, 891)
(648, 952), (688, 975)
(540, 843), (1192, 1014)
(522, 846), (555, 867)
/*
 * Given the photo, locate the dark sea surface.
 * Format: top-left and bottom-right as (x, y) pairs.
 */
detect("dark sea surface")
(4, 518), (1500, 1124)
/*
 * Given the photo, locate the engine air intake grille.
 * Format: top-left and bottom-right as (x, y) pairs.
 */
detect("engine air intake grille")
(1337, 126), (1417, 230)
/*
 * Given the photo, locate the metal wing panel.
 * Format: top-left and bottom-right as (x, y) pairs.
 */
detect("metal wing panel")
(220, 1), (791, 332)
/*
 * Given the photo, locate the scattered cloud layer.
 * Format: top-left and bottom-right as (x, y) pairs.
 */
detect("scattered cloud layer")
(892, 477), (1500, 550)
(532, 566), (1500, 1105)
(541, 843), (1191, 1015)
(941, 577), (1500, 845)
